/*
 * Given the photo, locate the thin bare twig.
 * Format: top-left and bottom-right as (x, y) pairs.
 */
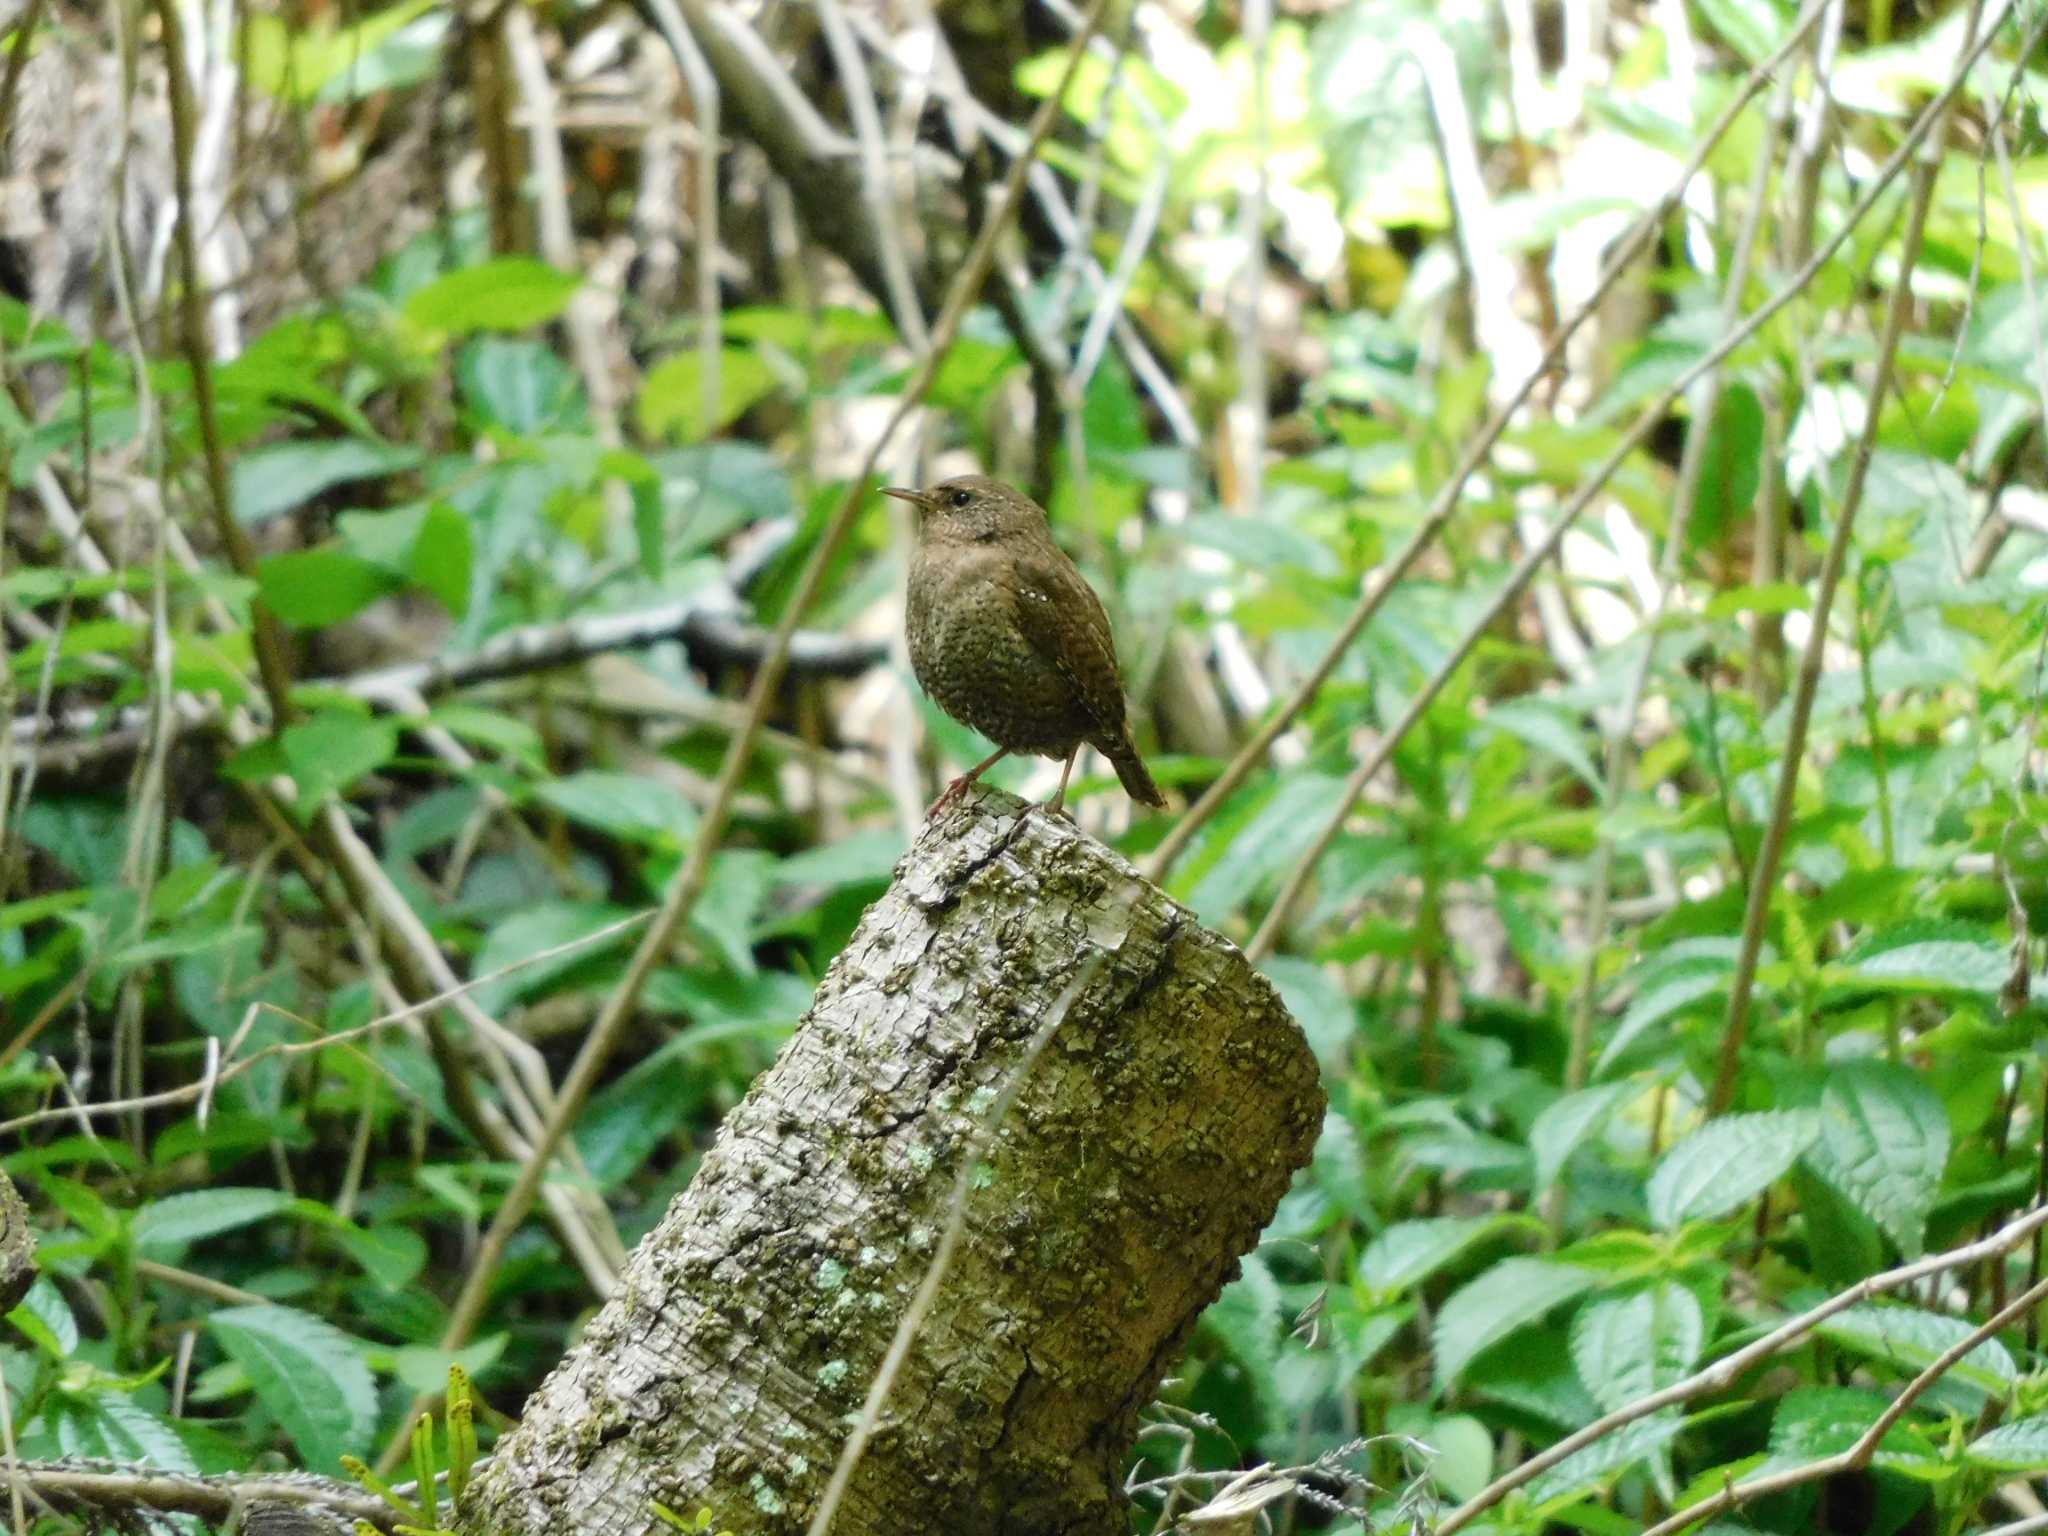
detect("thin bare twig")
(1637, 1274), (2048, 1536)
(0, 911), (653, 1139)
(1436, 1200), (2048, 1533)
(155, 0), (294, 722)
(1708, 0), (1989, 1114)
(1242, 0), (2019, 964)
(1562, 33), (1798, 1100)
(8, 1463), (395, 1532)
(1140, 0), (1829, 884)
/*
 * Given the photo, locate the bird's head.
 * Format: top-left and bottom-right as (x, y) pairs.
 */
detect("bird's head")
(882, 475), (1047, 547)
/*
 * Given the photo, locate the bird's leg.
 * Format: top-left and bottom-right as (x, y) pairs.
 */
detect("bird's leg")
(929, 746), (1010, 816)
(1038, 747), (1080, 821)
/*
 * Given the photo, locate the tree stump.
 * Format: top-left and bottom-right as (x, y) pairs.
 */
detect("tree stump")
(462, 787), (1325, 1536)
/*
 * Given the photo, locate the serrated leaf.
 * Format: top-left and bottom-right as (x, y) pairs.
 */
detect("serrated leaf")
(1571, 1281), (1704, 1412)
(1966, 1414), (2048, 1471)
(1435, 1258), (1596, 1387)
(1525, 1416), (1684, 1508)
(209, 1304), (377, 1473)
(1770, 1385), (1938, 1468)
(134, 1187), (293, 1254)
(46, 1391), (198, 1471)
(1818, 1304), (2016, 1397)
(1836, 921), (2007, 994)
(1531, 1082), (1634, 1192)
(1647, 1110), (1820, 1230)
(1804, 1060), (1948, 1258)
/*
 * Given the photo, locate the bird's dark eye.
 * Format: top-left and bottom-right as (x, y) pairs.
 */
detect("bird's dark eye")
(949, 489), (971, 509)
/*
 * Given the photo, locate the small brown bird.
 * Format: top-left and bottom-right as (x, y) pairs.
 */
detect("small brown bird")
(886, 475), (1165, 817)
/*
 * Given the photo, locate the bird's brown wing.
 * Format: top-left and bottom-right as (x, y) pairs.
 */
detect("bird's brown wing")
(1001, 548), (1129, 741)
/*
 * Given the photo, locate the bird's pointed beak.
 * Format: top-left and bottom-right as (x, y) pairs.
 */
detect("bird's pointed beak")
(880, 486), (929, 508)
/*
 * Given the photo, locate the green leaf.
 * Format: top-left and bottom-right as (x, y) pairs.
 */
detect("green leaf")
(1694, 0), (1797, 63)
(1570, 1281), (1703, 1412)
(8, 1276), (79, 1357)
(1596, 956), (1731, 1074)
(1966, 1414), (2048, 1472)
(233, 437), (424, 524)
(386, 1336), (505, 1396)
(1803, 1060), (1949, 1259)
(1835, 922), (2007, 994)
(242, 0), (439, 101)
(1818, 1304), (2017, 1397)
(1359, 1216), (1508, 1296)
(458, 334), (580, 434)
(1259, 957), (1357, 1067)
(337, 501), (472, 617)
(408, 503), (473, 617)
(1186, 773), (1350, 924)
(208, 1303), (377, 1473)
(1771, 1385), (1938, 1468)
(1423, 1414), (1494, 1501)
(403, 258), (581, 336)
(470, 902), (638, 1013)
(280, 713), (398, 808)
(1486, 699), (1601, 789)
(1704, 582), (1809, 619)
(44, 1391), (199, 1471)
(534, 771), (698, 845)
(428, 704), (543, 770)
(1530, 1082), (1634, 1192)
(637, 346), (778, 442)
(1690, 380), (1763, 549)
(690, 851), (773, 976)
(1525, 1416), (1685, 1509)
(134, 1187), (293, 1254)
(1202, 1253), (1284, 1412)
(329, 1223), (429, 1291)
(258, 547), (399, 628)
(1435, 1258), (1596, 1387)
(773, 829), (906, 891)
(1647, 1110), (1820, 1230)
(1175, 510), (1341, 578)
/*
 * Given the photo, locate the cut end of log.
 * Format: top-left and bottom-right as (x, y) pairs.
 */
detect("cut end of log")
(466, 784), (1327, 1536)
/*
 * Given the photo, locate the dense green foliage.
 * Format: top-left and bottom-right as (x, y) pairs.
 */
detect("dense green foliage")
(4, 0), (2048, 1531)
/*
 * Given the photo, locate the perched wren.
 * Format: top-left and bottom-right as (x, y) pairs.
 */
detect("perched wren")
(885, 475), (1165, 816)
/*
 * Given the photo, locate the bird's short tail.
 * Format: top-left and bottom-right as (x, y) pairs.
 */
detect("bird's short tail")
(1102, 736), (1167, 808)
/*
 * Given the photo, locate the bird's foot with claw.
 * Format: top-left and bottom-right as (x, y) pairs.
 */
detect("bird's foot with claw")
(926, 777), (974, 818)
(1031, 800), (1076, 823)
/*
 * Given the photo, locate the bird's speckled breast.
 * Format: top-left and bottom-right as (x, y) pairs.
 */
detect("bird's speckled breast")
(907, 543), (1092, 757)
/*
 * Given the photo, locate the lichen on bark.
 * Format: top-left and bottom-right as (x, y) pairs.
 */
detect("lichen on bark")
(463, 787), (1325, 1536)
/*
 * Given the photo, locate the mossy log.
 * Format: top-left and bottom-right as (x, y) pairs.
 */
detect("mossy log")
(462, 786), (1325, 1536)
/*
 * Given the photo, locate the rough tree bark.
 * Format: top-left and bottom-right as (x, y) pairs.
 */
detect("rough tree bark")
(462, 786), (1324, 1536)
